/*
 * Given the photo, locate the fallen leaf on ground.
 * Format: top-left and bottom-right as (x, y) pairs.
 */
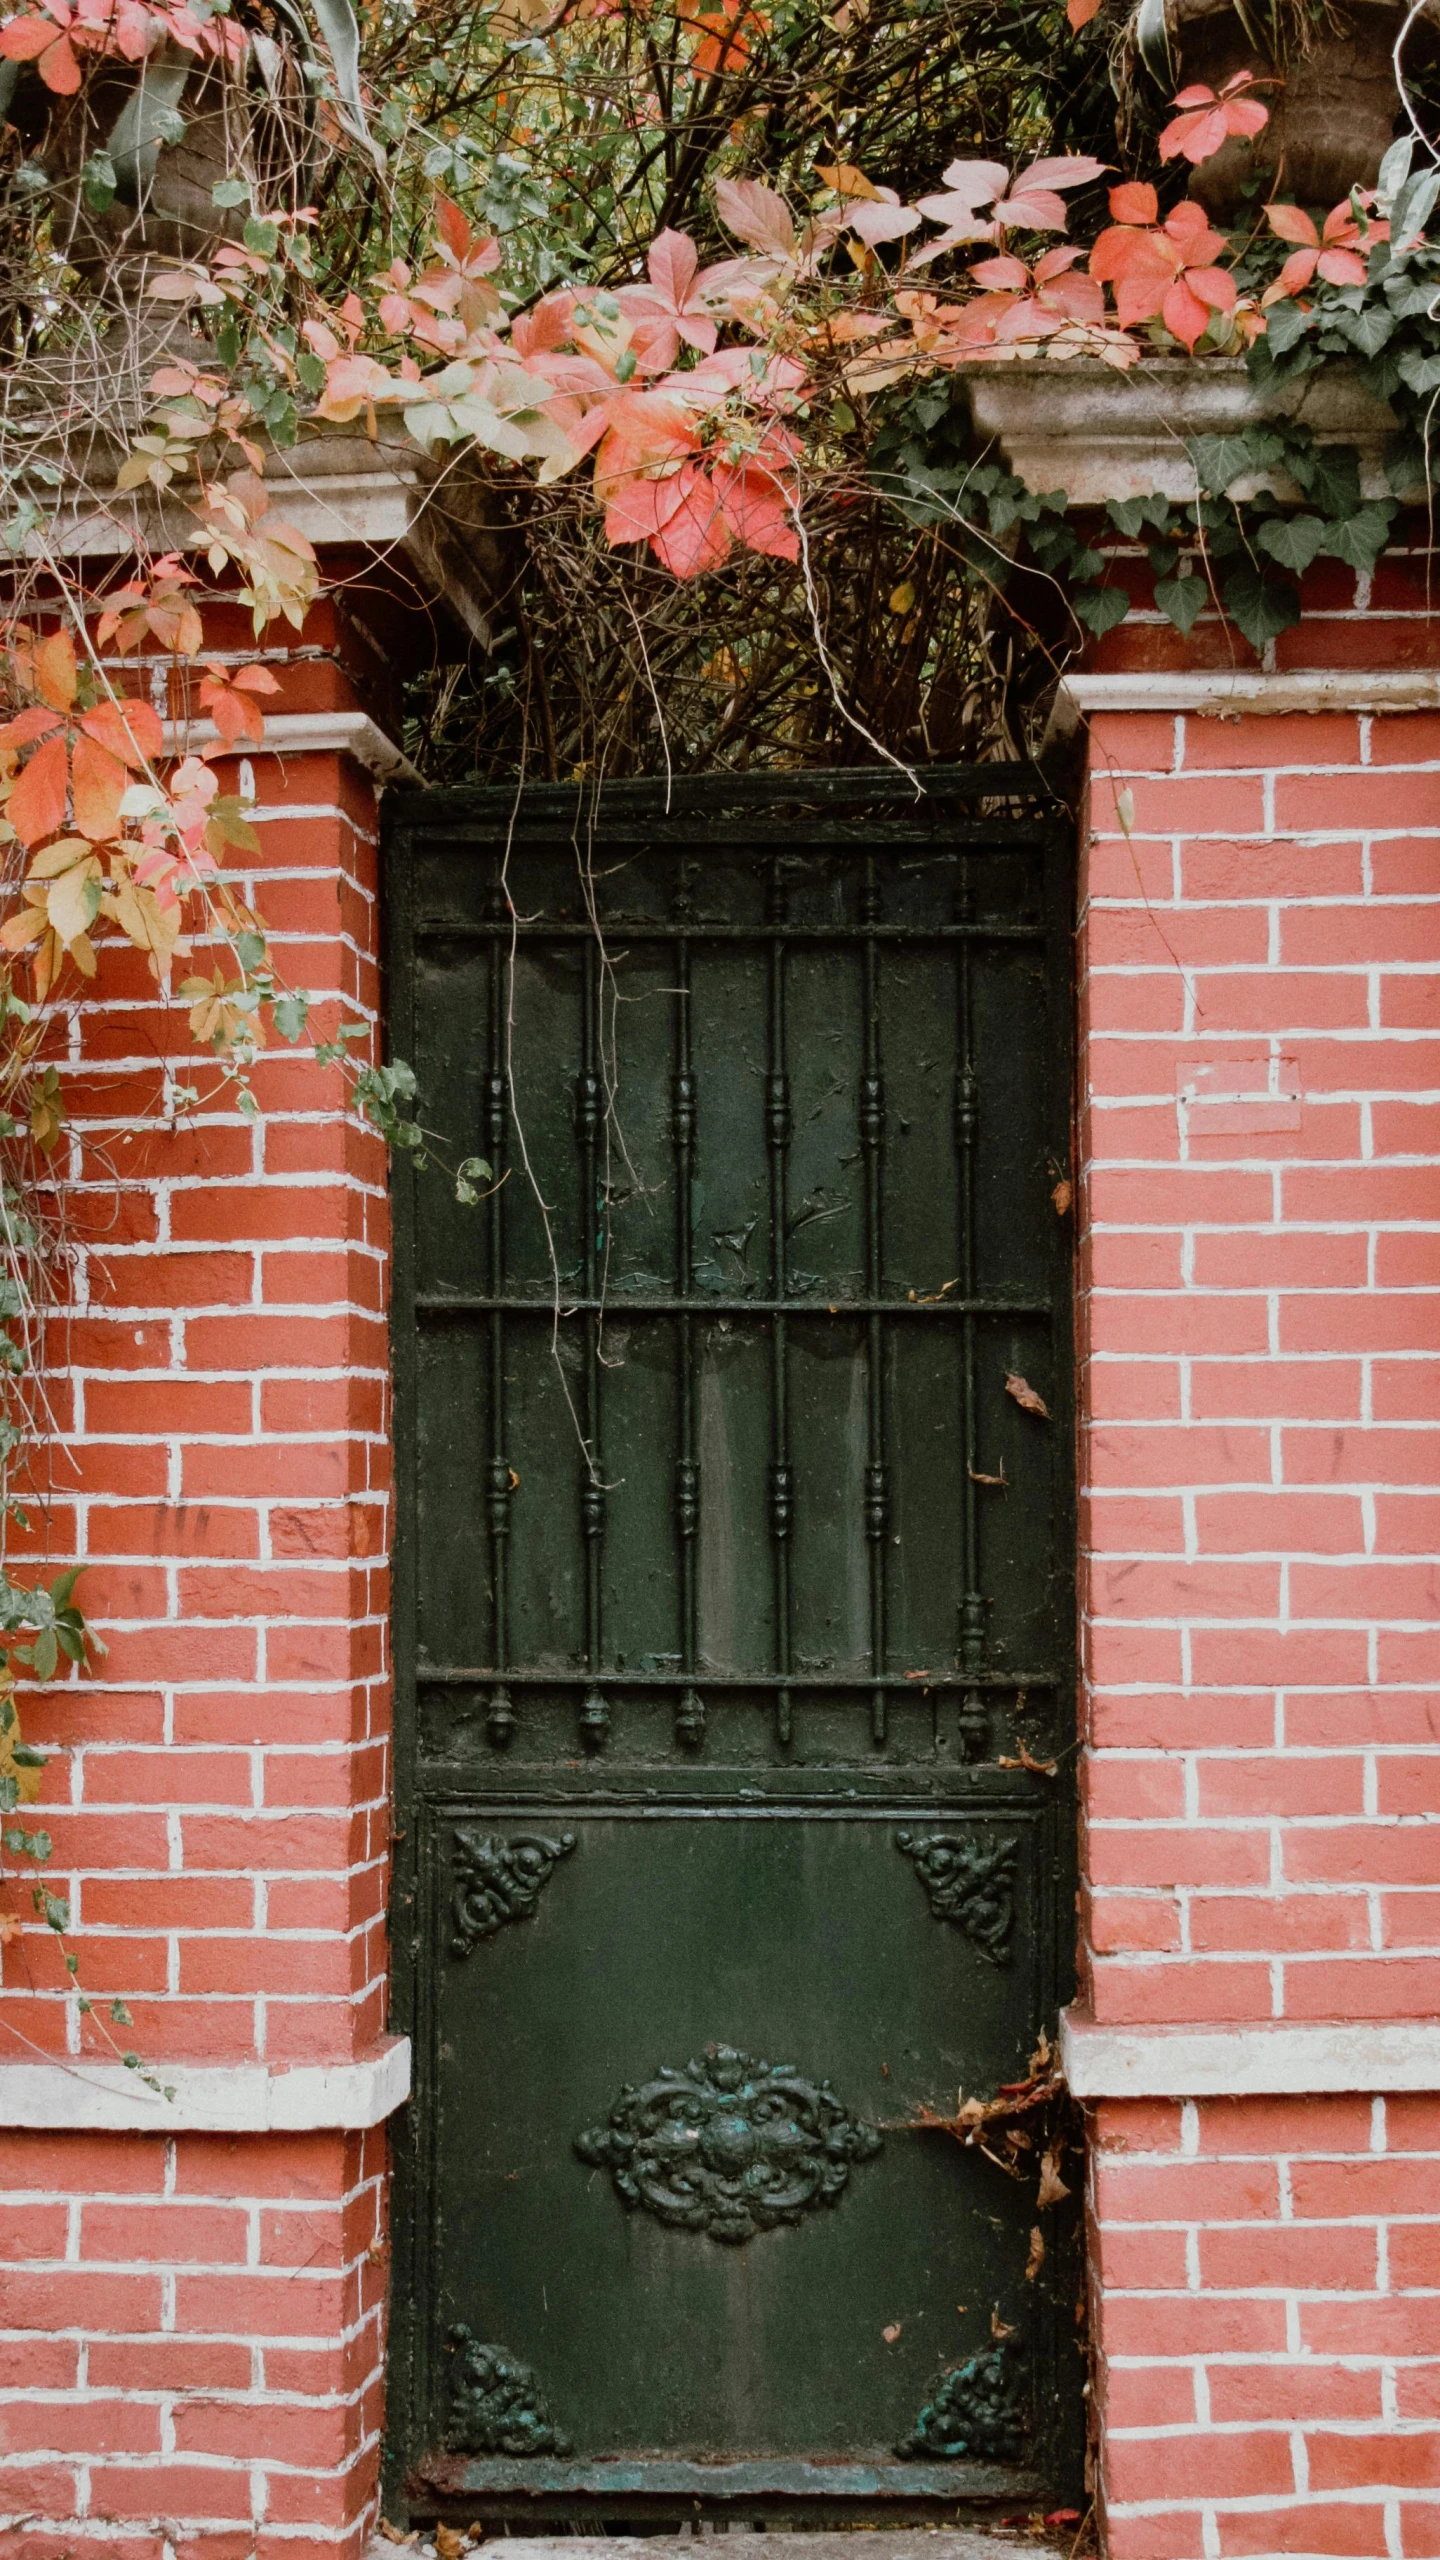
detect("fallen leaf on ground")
(1005, 1371), (1050, 1417)
(992, 2308), (1018, 2338)
(882, 2322), (902, 2343)
(970, 1462), (1008, 1486)
(1025, 2225), (1045, 2281)
(1052, 1178), (1073, 1215)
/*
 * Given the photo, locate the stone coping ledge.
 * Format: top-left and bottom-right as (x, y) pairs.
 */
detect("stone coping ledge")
(0, 2032), (410, 2131)
(1060, 667), (1440, 720)
(1062, 2008), (1440, 2098)
(163, 707), (419, 783)
(955, 356), (1406, 504)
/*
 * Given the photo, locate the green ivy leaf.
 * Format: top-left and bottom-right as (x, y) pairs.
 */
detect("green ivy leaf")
(1398, 348), (1440, 396)
(1260, 300), (1315, 359)
(1257, 514), (1328, 573)
(1298, 443), (1362, 517)
(81, 151), (117, 212)
(1329, 305), (1397, 359)
(1187, 431), (1278, 496)
(243, 216), (279, 259)
(273, 992), (310, 1042)
(1322, 501), (1398, 570)
(1154, 574), (1207, 636)
(1071, 585), (1129, 637)
(1107, 493), (1173, 538)
(1221, 561), (1302, 652)
(212, 176), (249, 208)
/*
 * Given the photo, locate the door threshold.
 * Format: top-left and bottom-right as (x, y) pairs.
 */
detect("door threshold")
(374, 2537), (1062, 2560)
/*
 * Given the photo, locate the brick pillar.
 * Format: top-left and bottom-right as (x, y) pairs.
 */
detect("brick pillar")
(1066, 531), (1440, 2560)
(0, 596), (407, 2558)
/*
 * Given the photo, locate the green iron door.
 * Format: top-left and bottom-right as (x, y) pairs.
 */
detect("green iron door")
(386, 767), (1079, 2526)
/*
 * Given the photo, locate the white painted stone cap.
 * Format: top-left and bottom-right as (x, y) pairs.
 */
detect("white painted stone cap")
(1062, 2006), (1440, 2098)
(0, 2030), (410, 2131)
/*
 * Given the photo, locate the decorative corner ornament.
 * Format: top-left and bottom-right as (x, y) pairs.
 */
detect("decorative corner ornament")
(574, 2042), (883, 2242)
(449, 1827), (576, 1957)
(895, 1829), (1018, 1965)
(444, 2327), (572, 2456)
(897, 2340), (1027, 2463)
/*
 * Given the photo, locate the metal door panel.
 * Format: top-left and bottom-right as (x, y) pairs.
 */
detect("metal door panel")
(387, 767), (1078, 2524)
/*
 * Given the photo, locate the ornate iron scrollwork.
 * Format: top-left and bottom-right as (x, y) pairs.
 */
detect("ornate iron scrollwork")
(897, 2341), (1027, 2463)
(575, 2042), (882, 2242)
(895, 1829), (1017, 1965)
(449, 1827), (576, 1957)
(445, 2327), (572, 2456)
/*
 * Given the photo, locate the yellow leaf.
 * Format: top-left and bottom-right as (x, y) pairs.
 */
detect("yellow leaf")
(28, 836), (92, 880)
(45, 855), (102, 948)
(889, 580), (915, 615)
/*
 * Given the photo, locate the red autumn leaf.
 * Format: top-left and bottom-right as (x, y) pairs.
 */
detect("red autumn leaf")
(1266, 201), (1320, 247)
(0, 16), (61, 56)
(434, 193), (472, 263)
(713, 459), (799, 561)
(36, 31), (79, 87)
(1160, 77), (1269, 165)
(198, 664), (278, 744)
(1162, 273), (1217, 350)
(7, 735), (69, 846)
(70, 733), (127, 843)
(79, 695), (163, 767)
(602, 468), (695, 550)
(0, 706), (62, 749)
(1066, 0), (1102, 29)
(1109, 180), (1158, 225)
(650, 467), (732, 577)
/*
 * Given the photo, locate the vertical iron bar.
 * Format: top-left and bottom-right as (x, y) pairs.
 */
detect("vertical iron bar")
(673, 887), (703, 1750)
(485, 916), (515, 1748)
(578, 934), (608, 1751)
(767, 857), (793, 1746)
(956, 852), (987, 1763)
(860, 855), (888, 1747)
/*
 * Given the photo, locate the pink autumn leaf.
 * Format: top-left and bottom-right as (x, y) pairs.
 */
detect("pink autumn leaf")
(714, 176), (796, 259)
(1011, 155), (1110, 192)
(615, 228), (719, 371)
(845, 196), (921, 244)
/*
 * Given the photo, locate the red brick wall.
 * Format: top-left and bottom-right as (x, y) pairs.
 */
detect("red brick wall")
(0, 606), (396, 2555)
(0, 2126), (387, 2560)
(1080, 620), (1440, 2555)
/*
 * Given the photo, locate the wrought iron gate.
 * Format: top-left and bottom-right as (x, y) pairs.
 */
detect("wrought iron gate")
(386, 767), (1079, 2525)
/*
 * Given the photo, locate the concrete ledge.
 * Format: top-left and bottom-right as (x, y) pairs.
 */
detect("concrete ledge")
(0, 2033), (411, 2131)
(1062, 2008), (1440, 2097)
(163, 707), (419, 783)
(1061, 667), (1440, 719)
(954, 356), (1404, 503)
